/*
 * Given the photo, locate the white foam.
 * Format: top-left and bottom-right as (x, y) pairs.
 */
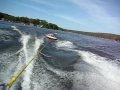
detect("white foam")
(34, 37), (43, 53)
(55, 41), (120, 90)
(73, 50), (120, 90)
(55, 40), (75, 50)
(11, 26), (22, 35)
(21, 36), (43, 90)
(20, 35), (30, 60)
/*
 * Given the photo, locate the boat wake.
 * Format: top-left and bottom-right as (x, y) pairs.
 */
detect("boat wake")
(55, 40), (120, 90)
(10, 26), (44, 90)
(0, 26), (120, 90)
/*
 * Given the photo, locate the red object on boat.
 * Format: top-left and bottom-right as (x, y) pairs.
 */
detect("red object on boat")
(46, 34), (57, 40)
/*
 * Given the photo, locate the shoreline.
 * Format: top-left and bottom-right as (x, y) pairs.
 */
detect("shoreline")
(0, 12), (120, 42)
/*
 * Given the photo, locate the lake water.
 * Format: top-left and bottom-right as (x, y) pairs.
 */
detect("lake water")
(0, 21), (120, 90)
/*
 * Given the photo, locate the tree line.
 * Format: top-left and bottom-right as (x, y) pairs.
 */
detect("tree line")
(61, 29), (120, 41)
(0, 12), (119, 41)
(0, 12), (60, 30)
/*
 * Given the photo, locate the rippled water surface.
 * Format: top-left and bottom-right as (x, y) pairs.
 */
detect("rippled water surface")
(0, 21), (120, 90)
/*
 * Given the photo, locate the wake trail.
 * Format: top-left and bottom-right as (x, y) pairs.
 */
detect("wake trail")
(11, 26), (23, 35)
(55, 40), (120, 90)
(11, 26), (44, 90)
(21, 36), (44, 90)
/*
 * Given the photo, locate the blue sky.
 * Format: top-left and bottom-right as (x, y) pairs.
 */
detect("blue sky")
(0, 0), (120, 34)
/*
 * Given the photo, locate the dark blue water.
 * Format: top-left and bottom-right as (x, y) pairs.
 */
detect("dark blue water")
(0, 21), (120, 90)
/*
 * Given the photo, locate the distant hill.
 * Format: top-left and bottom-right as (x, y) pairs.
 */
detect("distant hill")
(0, 12), (120, 41)
(61, 29), (120, 41)
(0, 12), (60, 30)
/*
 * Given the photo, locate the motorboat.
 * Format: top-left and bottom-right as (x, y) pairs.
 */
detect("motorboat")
(46, 34), (57, 40)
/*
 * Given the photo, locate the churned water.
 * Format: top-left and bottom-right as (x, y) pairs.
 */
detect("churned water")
(0, 21), (120, 90)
